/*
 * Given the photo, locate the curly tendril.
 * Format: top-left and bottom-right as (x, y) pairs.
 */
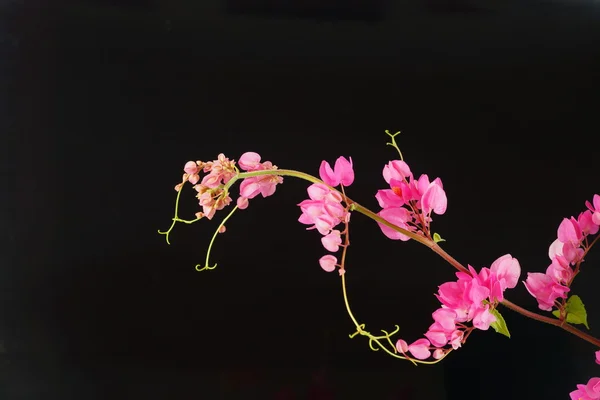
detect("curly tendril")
(337, 186), (448, 366)
(196, 205), (239, 272)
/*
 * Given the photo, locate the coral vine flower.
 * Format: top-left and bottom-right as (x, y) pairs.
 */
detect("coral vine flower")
(319, 156), (354, 187)
(399, 255), (521, 362)
(375, 159), (447, 240)
(299, 158), (353, 274)
(523, 272), (570, 311)
(586, 194), (600, 225)
(525, 195), (600, 312)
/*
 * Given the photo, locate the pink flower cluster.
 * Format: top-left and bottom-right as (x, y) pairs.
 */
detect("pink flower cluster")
(524, 194), (600, 311)
(236, 152), (284, 210)
(179, 152), (282, 220)
(395, 254), (521, 361)
(298, 157), (354, 275)
(375, 160), (447, 241)
(569, 351), (600, 400)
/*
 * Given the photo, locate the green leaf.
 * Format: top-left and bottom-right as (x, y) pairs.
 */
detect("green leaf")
(551, 295), (590, 329)
(433, 233), (445, 243)
(490, 309), (511, 338)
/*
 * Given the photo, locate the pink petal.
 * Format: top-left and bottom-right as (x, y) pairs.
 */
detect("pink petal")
(319, 161), (339, 187)
(421, 182), (447, 215)
(334, 156), (354, 186)
(490, 254), (521, 290)
(377, 208), (412, 241)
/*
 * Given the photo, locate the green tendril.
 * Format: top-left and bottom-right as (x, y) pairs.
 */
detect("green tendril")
(195, 205), (239, 272)
(158, 182), (203, 244)
(384, 130), (404, 160)
(158, 183), (187, 244)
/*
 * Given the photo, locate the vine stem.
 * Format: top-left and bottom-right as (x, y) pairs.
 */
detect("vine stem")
(222, 168), (600, 348)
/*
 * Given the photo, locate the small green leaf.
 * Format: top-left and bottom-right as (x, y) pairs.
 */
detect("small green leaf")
(433, 233), (445, 243)
(490, 309), (511, 338)
(552, 295), (590, 329)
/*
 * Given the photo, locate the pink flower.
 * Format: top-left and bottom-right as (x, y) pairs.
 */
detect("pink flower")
(596, 350), (600, 365)
(382, 160), (412, 183)
(570, 378), (600, 400)
(421, 181), (447, 216)
(472, 305), (496, 330)
(425, 308), (457, 348)
(319, 156), (354, 187)
(523, 272), (570, 311)
(376, 207), (413, 241)
(548, 238), (564, 259)
(319, 255), (337, 272)
(238, 152), (262, 171)
(395, 339), (409, 354)
(490, 254), (521, 291)
(579, 210), (600, 235)
(183, 161), (200, 184)
(321, 230), (342, 252)
(432, 349), (445, 360)
(546, 255), (573, 285)
(571, 384), (593, 400)
(586, 378), (600, 399)
(558, 217), (583, 246)
(239, 175), (282, 199)
(585, 194), (600, 225)
(375, 189), (405, 208)
(407, 338), (431, 360)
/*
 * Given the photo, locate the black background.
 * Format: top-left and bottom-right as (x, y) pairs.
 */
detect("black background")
(3, 0), (600, 399)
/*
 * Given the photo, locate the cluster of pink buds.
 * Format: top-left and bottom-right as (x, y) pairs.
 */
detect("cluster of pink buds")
(375, 160), (447, 241)
(570, 351), (600, 399)
(396, 254), (521, 361)
(524, 195), (600, 311)
(177, 152), (283, 221)
(298, 157), (354, 275)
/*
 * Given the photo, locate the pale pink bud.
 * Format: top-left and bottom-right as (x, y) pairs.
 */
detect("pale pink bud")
(184, 161), (199, 175)
(433, 349), (445, 360)
(237, 196), (249, 210)
(395, 339), (409, 354)
(319, 255), (337, 272)
(218, 225), (226, 233)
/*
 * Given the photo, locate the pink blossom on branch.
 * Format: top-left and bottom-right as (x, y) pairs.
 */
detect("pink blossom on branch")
(298, 157), (355, 274)
(319, 156), (354, 187)
(375, 159), (447, 240)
